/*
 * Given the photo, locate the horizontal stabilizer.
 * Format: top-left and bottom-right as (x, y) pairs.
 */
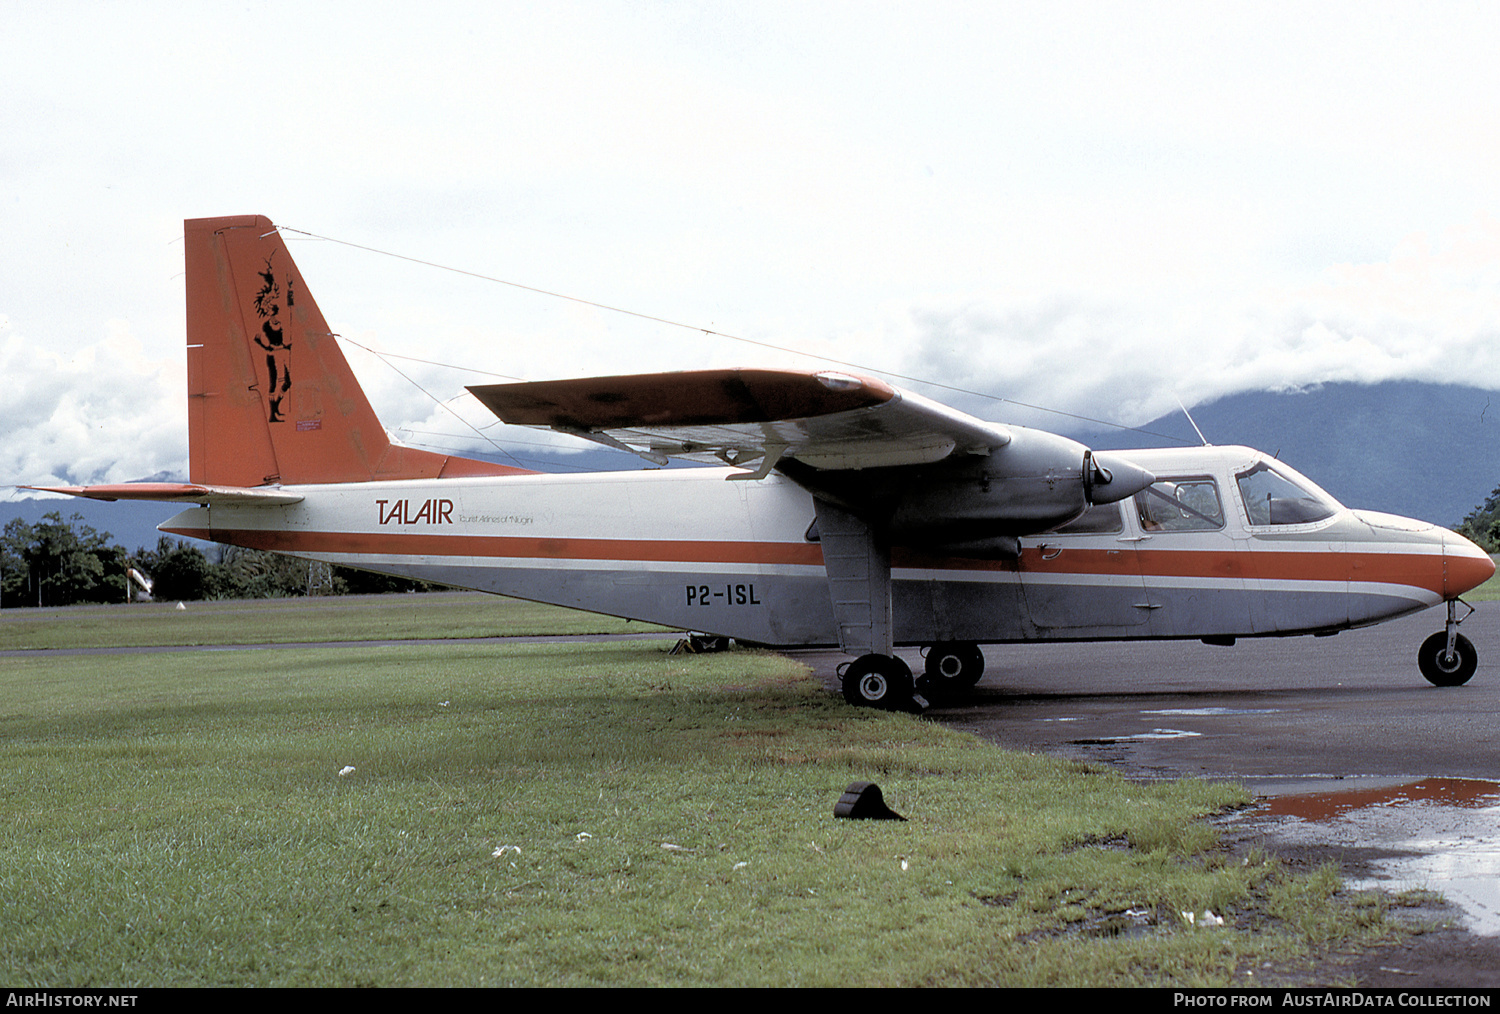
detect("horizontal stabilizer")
(24, 483), (305, 506)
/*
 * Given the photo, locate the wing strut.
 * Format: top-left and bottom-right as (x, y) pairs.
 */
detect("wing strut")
(724, 441), (789, 481)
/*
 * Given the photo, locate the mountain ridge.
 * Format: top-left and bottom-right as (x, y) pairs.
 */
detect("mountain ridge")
(1064, 380), (1499, 528)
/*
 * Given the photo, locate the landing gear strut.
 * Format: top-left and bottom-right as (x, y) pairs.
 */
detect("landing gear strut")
(814, 498), (920, 711)
(1419, 600), (1479, 687)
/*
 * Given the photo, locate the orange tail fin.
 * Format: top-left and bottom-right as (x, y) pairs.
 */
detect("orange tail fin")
(185, 215), (525, 486)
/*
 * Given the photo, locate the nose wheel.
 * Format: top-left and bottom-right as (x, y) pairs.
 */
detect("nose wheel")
(1419, 600), (1479, 686)
(1419, 631), (1478, 686)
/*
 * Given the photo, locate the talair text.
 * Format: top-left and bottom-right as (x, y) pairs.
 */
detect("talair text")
(377, 499), (455, 525)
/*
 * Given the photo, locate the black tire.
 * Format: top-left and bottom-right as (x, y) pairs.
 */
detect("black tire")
(1418, 631), (1478, 687)
(841, 654), (915, 709)
(923, 641), (985, 692)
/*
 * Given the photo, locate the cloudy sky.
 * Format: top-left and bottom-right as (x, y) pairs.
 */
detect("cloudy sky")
(7, 1), (1500, 490)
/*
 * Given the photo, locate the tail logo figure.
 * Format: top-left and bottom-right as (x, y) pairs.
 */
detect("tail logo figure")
(251, 254), (293, 423)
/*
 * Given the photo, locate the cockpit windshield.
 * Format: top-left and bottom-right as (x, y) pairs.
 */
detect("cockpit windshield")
(1235, 459), (1341, 526)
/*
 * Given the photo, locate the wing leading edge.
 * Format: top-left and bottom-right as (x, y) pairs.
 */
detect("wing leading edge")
(468, 367), (1013, 474)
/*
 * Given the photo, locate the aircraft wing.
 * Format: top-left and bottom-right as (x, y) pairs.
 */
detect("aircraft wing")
(468, 368), (1012, 473)
(23, 483), (305, 506)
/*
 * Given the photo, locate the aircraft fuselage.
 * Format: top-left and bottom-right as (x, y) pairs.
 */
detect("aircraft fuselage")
(160, 444), (1492, 648)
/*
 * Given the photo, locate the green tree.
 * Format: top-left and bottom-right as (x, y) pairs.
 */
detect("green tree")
(2, 513), (126, 607)
(1456, 484), (1500, 553)
(2, 519), (451, 607)
(136, 537), (215, 601)
(1, 519), (31, 607)
(212, 546), (316, 599)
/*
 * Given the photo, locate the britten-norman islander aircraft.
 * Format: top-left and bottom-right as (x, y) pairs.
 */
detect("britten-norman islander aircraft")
(34, 215), (1497, 709)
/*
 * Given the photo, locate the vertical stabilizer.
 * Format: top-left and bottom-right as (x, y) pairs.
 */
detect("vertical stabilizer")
(185, 215), (524, 486)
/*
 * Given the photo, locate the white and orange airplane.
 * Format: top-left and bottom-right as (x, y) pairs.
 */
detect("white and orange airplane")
(34, 215), (1496, 708)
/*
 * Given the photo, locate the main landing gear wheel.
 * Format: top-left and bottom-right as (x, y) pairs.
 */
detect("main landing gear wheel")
(920, 641), (985, 699)
(1418, 631), (1478, 687)
(841, 654), (915, 709)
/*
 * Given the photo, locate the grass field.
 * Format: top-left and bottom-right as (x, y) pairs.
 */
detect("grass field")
(0, 592), (668, 650)
(0, 594), (1397, 986)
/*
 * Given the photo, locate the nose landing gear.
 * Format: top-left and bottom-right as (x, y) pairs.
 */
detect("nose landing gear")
(1419, 599), (1479, 687)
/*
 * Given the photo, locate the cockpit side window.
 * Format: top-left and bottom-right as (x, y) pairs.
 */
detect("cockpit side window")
(1134, 477), (1225, 532)
(1235, 460), (1339, 526)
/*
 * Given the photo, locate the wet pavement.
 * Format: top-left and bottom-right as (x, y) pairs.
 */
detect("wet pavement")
(798, 606), (1500, 936)
(1255, 778), (1500, 936)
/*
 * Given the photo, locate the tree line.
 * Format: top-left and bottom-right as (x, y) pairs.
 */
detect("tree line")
(1456, 484), (1500, 554)
(1, 512), (442, 608)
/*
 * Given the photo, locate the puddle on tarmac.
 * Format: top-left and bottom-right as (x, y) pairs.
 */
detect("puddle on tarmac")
(1260, 778), (1500, 936)
(1129, 728), (1201, 740)
(1067, 727), (1202, 745)
(1141, 707), (1280, 717)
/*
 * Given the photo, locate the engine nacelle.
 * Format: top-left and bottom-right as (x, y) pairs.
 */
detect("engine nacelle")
(889, 427), (1152, 540)
(787, 427), (1155, 558)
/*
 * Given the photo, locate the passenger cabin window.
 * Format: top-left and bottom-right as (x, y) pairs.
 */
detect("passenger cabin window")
(1134, 478), (1225, 532)
(1045, 502), (1124, 535)
(1235, 460), (1339, 526)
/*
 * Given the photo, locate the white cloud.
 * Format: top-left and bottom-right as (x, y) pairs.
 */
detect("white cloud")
(2, 318), (184, 486)
(878, 218), (1500, 433)
(8, 2), (1500, 475)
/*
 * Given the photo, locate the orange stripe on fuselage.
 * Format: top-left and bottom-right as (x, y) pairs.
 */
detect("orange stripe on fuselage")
(169, 526), (1453, 594)
(1026, 547), (1446, 592)
(168, 527), (827, 566)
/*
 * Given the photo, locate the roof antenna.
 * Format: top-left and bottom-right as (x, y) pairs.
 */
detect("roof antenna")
(1175, 396), (1211, 446)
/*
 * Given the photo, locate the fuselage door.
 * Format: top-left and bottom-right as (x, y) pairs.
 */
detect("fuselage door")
(1127, 473), (1257, 638)
(1018, 501), (1152, 635)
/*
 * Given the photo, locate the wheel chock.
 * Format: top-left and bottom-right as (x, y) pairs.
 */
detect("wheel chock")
(834, 781), (906, 821)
